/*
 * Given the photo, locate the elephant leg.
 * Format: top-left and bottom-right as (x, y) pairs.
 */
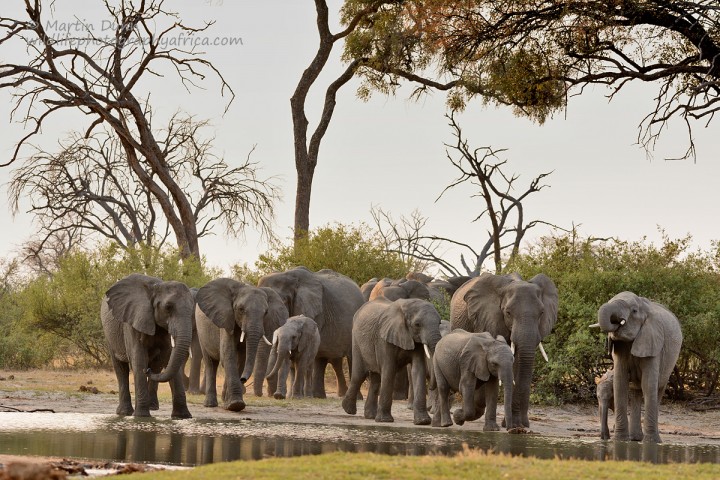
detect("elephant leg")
(641, 365), (662, 443)
(612, 355), (630, 441)
(410, 354), (430, 425)
(364, 372), (381, 420)
(433, 367), (452, 428)
(600, 402), (611, 440)
(291, 360), (306, 399)
(312, 358), (328, 398)
(454, 372), (476, 426)
(482, 379), (500, 431)
(203, 356), (219, 408)
(169, 370), (192, 419)
(376, 363), (397, 423)
(148, 379), (159, 410)
(130, 349), (152, 417)
(393, 365), (409, 401)
(629, 387), (644, 441)
(111, 356), (134, 416)
(341, 347), (366, 415)
(219, 334), (245, 412)
(187, 334), (203, 394)
(330, 357), (348, 397)
(253, 340), (272, 397)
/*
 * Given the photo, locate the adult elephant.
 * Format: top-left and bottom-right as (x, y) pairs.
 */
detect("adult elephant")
(369, 278), (430, 302)
(195, 278), (288, 411)
(591, 291), (683, 443)
(450, 272), (558, 429)
(101, 273), (194, 419)
(265, 315), (321, 399)
(341, 297), (443, 425)
(258, 267), (364, 398)
(432, 329), (514, 430)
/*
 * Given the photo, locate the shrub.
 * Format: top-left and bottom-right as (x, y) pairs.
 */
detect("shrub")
(242, 223), (414, 285)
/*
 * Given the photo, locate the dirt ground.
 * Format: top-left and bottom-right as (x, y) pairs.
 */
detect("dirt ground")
(1, 368), (720, 470)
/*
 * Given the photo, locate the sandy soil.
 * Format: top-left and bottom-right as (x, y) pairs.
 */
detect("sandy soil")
(1, 368), (720, 471)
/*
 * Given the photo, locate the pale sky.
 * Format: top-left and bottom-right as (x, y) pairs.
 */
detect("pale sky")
(2, 1), (719, 276)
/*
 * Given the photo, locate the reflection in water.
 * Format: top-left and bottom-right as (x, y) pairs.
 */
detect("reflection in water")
(0, 412), (718, 466)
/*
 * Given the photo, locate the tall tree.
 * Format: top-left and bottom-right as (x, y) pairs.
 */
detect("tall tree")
(343, 0), (720, 159)
(0, 1), (245, 258)
(9, 116), (279, 263)
(291, 0), (396, 242)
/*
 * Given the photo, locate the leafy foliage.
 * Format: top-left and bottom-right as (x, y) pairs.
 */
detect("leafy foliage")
(245, 223), (414, 286)
(507, 231), (720, 404)
(11, 244), (219, 368)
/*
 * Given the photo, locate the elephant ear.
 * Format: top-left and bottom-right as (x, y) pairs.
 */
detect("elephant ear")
(293, 276), (324, 325)
(105, 273), (162, 336)
(529, 273), (559, 338)
(464, 273), (516, 336)
(299, 316), (319, 351)
(631, 297), (665, 358)
(461, 334), (493, 381)
(261, 287), (289, 333)
(378, 299), (415, 350)
(196, 278), (241, 332)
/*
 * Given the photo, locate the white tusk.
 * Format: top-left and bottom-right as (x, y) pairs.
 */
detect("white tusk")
(272, 331), (278, 345)
(510, 342), (515, 355)
(423, 343), (431, 360)
(171, 336), (175, 348)
(288, 350), (292, 355)
(189, 348), (192, 359)
(539, 342), (549, 362)
(240, 331), (245, 343)
(620, 319), (626, 326)
(262, 335), (272, 346)
(499, 379), (502, 386)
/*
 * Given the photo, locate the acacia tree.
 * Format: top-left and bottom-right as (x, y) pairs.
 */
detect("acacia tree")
(291, 0), (400, 242)
(0, 1), (257, 259)
(9, 115), (279, 264)
(374, 113), (562, 276)
(343, 0), (720, 159)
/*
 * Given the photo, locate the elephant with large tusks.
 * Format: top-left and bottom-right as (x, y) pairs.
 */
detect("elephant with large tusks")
(195, 278), (288, 411)
(591, 291), (683, 443)
(450, 272), (558, 429)
(342, 297), (443, 425)
(265, 315), (321, 399)
(432, 329), (514, 430)
(258, 267), (365, 398)
(101, 273), (194, 419)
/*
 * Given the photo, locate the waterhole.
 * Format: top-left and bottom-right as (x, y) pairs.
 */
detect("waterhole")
(1, 412), (719, 466)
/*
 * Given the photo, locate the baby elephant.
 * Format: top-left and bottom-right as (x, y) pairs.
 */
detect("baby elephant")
(597, 368), (614, 440)
(432, 329), (514, 430)
(265, 315), (321, 399)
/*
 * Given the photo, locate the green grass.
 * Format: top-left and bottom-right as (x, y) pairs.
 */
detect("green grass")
(130, 450), (720, 480)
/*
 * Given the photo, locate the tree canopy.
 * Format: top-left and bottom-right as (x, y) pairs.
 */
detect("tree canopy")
(343, 0), (720, 158)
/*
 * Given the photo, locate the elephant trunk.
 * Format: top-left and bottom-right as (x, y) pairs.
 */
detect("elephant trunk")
(149, 321), (192, 383)
(597, 301), (626, 333)
(500, 366), (514, 430)
(266, 344), (290, 381)
(512, 342), (536, 427)
(240, 323), (263, 384)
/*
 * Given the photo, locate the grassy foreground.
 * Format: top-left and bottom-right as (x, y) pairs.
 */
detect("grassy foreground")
(136, 450), (720, 480)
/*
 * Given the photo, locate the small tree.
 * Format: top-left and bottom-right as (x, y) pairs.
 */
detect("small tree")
(374, 113), (563, 276)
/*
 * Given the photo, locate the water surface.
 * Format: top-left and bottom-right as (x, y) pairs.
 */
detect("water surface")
(1, 412), (718, 466)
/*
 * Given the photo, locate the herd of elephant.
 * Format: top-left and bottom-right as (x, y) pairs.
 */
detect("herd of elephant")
(100, 267), (683, 444)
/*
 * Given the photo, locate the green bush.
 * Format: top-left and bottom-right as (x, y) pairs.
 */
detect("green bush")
(241, 223), (414, 285)
(507, 231), (720, 403)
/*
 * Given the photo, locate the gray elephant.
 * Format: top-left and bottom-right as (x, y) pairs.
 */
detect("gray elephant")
(341, 297), (442, 425)
(265, 315), (321, 399)
(591, 291), (683, 443)
(369, 278), (430, 302)
(195, 278), (288, 411)
(450, 272), (558, 429)
(596, 368), (616, 440)
(101, 273), (194, 419)
(182, 287), (204, 395)
(431, 329), (514, 430)
(258, 267), (365, 398)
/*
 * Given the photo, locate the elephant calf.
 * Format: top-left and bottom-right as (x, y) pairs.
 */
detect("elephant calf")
(597, 368), (614, 440)
(432, 329), (514, 430)
(265, 315), (321, 399)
